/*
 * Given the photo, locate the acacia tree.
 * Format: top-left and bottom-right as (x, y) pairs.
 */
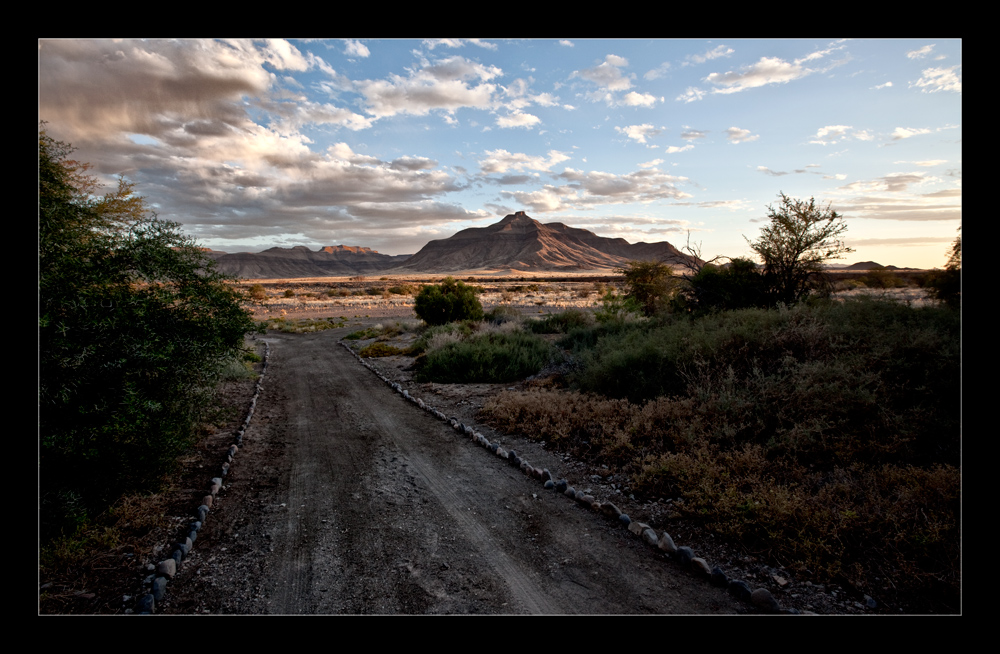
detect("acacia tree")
(39, 126), (261, 535)
(746, 193), (853, 305)
(617, 260), (676, 316)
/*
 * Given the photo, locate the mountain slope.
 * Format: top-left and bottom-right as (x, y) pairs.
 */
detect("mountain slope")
(389, 212), (700, 273)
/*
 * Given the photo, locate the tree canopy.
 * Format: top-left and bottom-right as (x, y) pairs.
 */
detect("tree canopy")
(39, 125), (261, 536)
(746, 193), (853, 305)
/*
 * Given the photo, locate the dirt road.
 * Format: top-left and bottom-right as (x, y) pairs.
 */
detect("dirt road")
(158, 328), (743, 614)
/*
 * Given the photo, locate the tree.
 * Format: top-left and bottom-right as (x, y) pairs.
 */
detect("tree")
(746, 193), (854, 305)
(617, 260), (677, 316)
(413, 276), (483, 325)
(926, 228), (961, 308)
(39, 125), (261, 536)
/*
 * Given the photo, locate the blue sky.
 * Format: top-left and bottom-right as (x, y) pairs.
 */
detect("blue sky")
(38, 38), (961, 269)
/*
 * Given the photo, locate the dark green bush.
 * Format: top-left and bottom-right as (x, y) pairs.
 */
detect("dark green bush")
(39, 127), (260, 537)
(678, 257), (770, 314)
(416, 331), (556, 383)
(414, 277), (484, 325)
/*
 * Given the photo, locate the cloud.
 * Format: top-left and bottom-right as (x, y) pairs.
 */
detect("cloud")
(500, 166), (692, 213)
(615, 123), (662, 144)
(560, 40), (574, 47)
(873, 81), (893, 89)
(343, 40), (370, 58)
(809, 124), (874, 145)
(705, 56), (810, 94)
(726, 127), (759, 144)
(683, 42), (846, 101)
(644, 62), (671, 80)
(911, 65), (961, 93)
(478, 149), (571, 174)
(676, 87), (706, 103)
(572, 54), (634, 91)
(891, 126), (932, 140)
(664, 145), (694, 154)
(355, 55), (501, 119)
(497, 111), (541, 128)
(622, 91), (658, 107)
(906, 44), (935, 59)
(685, 45), (735, 65)
(680, 129), (707, 140)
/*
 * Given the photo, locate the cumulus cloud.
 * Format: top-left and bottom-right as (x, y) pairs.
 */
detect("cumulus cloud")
(680, 128), (707, 140)
(622, 91), (658, 107)
(911, 65), (961, 93)
(615, 123), (662, 144)
(726, 127), (759, 144)
(355, 55), (501, 119)
(571, 54), (634, 91)
(343, 40), (370, 58)
(891, 126), (932, 140)
(497, 111), (542, 128)
(478, 149), (571, 174)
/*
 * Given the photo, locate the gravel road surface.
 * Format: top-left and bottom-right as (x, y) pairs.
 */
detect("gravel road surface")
(157, 328), (743, 614)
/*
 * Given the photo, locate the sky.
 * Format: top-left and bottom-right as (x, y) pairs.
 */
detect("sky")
(38, 38), (962, 269)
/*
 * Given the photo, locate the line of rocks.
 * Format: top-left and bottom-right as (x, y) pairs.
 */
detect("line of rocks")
(132, 341), (271, 615)
(341, 343), (796, 614)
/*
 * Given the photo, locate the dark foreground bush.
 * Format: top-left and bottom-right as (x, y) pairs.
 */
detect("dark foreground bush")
(416, 331), (557, 383)
(39, 127), (260, 538)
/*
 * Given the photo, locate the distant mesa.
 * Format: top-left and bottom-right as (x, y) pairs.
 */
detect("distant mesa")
(207, 211), (701, 278)
(389, 211), (701, 274)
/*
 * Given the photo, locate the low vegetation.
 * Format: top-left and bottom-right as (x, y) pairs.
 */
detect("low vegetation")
(479, 297), (960, 611)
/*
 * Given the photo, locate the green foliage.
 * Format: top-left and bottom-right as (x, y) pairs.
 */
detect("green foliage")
(526, 309), (595, 334)
(618, 260), (676, 316)
(594, 289), (643, 325)
(925, 230), (961, 308)
(413, 276), (484, 325)
(677, 257), (769, 314)
(39, 126), (260, 538)
(746, 193), (854, 305)
(415, 331), (557, 383)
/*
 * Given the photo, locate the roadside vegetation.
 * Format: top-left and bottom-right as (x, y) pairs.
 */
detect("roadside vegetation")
(332, 193), (959, 611)
(39, 125), (262, 572)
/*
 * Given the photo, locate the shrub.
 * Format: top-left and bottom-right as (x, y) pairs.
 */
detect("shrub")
(678, 257), (769, 314)
(249, 284), (268, 301)
(526, 309), (594, 334)
(416, 331), (556, 383)
(39, 126), (260, 537)
(414, 276), (484, 326)
(359, 342), (404, 357)
(283, 289), (295, 298)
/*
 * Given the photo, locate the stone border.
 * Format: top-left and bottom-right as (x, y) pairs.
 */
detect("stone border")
(341, 342), (796, 614)
(132, 341), (271, 614)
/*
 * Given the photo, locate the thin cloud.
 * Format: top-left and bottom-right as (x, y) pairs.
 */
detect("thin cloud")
(726, 127), (759, 144)
(911, 65), (962, 93)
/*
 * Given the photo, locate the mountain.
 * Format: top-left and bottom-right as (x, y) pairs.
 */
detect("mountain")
(389, 212), (701, 273)
(206, 245), (410, 279)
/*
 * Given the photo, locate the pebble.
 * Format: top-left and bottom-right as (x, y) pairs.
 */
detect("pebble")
(675, 546), (694, 566)
(658, 532), (677, 554)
